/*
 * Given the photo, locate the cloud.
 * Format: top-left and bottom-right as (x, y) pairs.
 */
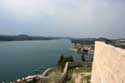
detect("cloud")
(0, 0), (79, 18)
(0, 0), (124, 38)
(0, 0), (57, 19)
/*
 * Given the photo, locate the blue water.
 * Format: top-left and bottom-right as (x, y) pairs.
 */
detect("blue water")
(0, 39), (92, 82)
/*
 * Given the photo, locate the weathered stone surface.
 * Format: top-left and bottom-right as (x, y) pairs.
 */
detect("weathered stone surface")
(91, 41), (125, 83)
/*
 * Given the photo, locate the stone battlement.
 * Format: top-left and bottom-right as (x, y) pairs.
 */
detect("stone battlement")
(91, 41), (125, 83)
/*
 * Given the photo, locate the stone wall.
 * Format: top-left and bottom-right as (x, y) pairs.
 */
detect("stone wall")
(16, 68), (53, 83)
(59, 61), (89, 83)
(91, 41), (125, 83)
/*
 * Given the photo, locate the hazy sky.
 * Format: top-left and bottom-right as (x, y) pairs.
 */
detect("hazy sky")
(0, 0), (124, 38)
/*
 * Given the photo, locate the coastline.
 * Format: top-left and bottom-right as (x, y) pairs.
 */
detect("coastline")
(15, 68), (53, 83)
(70, 48), (78, 52)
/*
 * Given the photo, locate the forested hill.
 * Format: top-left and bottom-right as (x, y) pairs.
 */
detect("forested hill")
(0, 35), (97, 43)
(0, 35), (62, 41)
(70, 38), (96, 44)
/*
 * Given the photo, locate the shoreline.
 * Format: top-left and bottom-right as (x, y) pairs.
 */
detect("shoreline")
(70, 48), (78, 52)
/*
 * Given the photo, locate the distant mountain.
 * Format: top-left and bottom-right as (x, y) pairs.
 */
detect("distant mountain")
(0, 35), (62, 41)
(96, 37), (114, 43)
(0, 35), (97, 43)
(70, 38), (96, 44)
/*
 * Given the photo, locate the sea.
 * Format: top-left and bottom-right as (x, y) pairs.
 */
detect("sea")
(0, 39), (92, 82)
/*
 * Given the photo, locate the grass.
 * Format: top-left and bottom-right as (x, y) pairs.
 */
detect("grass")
(73, 66), (92, 74)
(47, 64), (92, 83)
(66, 79), (75, 83)
(47, 68), (62, 83)
(81, 75), (91, 83)
(67, 66), (92, 83)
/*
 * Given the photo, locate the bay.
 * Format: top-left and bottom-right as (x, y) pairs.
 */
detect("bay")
(0, 39), (92, 82)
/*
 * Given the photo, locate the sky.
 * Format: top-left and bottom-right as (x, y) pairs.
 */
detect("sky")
(0, 0), (124, 38)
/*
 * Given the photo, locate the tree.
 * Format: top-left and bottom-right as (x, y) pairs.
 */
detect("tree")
(57, 54), (74, 70)
(57, 54), (64, 65)
(81, 54), (85, 61)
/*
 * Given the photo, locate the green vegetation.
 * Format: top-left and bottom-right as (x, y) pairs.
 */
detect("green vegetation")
(66, 79), (75, 83)
(47, 54), (92, 83)
(81, 75), (91, 83)
(96, 37), (114, 44)
(67, 66), (92, 83)
(73, 66), (92, 74)
(47, 68), (62, 83)
(47, 54), (75, 83)
(0, 35), (61, 41)
(71, 38), (95, 44)
(81, 55), (85, 61)
(57, 54), (74, 70)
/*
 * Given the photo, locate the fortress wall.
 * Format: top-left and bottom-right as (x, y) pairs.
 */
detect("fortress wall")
(91, 41), (125, 83)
